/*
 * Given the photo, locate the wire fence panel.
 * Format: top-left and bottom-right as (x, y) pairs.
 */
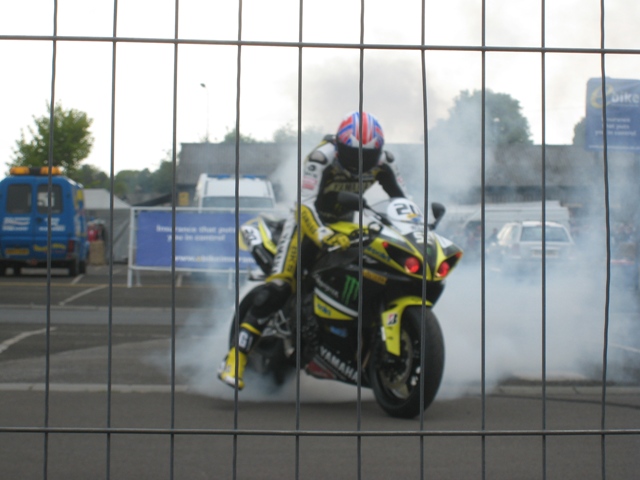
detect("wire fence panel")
(1, 1), (640, 479)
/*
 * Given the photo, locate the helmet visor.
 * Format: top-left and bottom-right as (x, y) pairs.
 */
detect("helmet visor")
(336, 142), (381, 175)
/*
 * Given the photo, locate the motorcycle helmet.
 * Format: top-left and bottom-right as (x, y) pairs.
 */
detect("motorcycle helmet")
(335, 111), (384, 175)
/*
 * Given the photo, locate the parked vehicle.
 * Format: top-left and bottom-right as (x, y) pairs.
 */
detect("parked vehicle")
(193, 174), (276, 210)
(489, 220), (576, 273)
(234, 193), (463, 418)
(0, 166), (88, 276)
(439, 201), (571, 261)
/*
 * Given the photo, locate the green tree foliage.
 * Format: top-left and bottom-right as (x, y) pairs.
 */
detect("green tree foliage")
(150, 159), (173, 193)
(430, 89), (533, 146)
(10, 102), (94, 178)
(113, 170), (141, 198)
(76, 164), (109, 189)
(272, 124), (298, 143)
(272, 124), (328, 147)
(221, 127), (257, 144)
(572, 117), (586, 146)
(112, 151), (174, 199)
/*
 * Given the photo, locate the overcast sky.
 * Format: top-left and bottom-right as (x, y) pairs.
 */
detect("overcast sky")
(1, 0), (639, 180)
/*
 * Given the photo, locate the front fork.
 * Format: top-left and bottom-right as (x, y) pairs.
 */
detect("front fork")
(380, 296), (432, 356)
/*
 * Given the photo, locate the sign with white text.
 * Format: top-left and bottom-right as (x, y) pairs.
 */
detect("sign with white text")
(135, 211), (257, 270)
(585, 77), (640, 151)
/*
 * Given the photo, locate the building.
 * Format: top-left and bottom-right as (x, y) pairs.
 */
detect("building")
(176, 141), (640, 226)
(176, 142), (299, 206)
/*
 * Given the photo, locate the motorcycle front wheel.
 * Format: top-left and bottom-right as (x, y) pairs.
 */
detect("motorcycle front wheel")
(369, 306), (444, 419)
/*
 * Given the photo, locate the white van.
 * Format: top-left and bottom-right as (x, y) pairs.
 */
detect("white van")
(193, 174), (276, 210)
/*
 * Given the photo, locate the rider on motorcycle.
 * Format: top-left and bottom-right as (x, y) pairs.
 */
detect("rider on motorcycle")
(218, 110), (407, 389)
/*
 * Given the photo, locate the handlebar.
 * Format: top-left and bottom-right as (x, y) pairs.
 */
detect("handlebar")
(325, 231), (374, 253)
(324, 225), (380, 253)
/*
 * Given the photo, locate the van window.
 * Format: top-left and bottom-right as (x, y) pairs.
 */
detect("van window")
(37, 185), (63, 214)
(7, 184), (32, 214)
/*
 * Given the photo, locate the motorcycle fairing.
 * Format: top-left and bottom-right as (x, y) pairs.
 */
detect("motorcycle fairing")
(313, 289), (355, 320)
(239, 217), (278, 254)
(427, 232), (463, 280)
(381, 296), (432, 356)
(312, 263), (358, 314)
(328, 219), (433, 281)
(304, 326), (365, 386)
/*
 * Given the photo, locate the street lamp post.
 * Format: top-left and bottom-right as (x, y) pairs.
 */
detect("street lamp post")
(200, 83), (210, 142)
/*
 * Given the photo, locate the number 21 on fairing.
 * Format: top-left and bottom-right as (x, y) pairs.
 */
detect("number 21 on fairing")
(394, 201), (420, 217)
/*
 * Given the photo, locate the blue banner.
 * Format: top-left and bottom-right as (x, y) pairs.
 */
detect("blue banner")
(585, 77), (640, 151)
(136, 211), (257, 270)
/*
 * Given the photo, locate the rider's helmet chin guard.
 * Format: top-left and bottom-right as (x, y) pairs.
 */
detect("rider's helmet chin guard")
(335, 111), (384, 176)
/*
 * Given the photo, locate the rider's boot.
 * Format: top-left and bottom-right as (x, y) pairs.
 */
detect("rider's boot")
(218, 324), (261, 390)
(218, 347), (248, 389)
(218, 281), (290, 390)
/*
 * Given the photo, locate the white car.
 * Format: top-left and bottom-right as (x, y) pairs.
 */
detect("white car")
(490, 220), (576, 273)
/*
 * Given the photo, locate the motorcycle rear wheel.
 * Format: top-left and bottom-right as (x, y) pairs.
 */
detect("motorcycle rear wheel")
(369, 306), (444, 419)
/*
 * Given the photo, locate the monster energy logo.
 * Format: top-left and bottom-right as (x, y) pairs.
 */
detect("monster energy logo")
(341, 275), (359, 304)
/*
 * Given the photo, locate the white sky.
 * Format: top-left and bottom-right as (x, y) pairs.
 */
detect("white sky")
(1, 0), (639, 180)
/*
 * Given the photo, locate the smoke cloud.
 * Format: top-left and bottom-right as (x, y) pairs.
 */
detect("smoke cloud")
(150, 35), (640, 404)
(152, 133), (639, 407)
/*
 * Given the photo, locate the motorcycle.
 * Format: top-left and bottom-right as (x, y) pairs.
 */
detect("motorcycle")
(234, 193), (463, 418)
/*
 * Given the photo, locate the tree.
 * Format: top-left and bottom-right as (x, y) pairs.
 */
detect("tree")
(113, 170), (141, 198)
(111, 151), (174, 199)
(430, 89), (533, 146)
(272, 124), (298, 143)
(272, 124), (328, 146)
(221, 127), (257, 144)
(572, 117), (586, 147)
(76, 164), (109, 189)
(150, 159), (173, 193)
(10, 102), (94, 179)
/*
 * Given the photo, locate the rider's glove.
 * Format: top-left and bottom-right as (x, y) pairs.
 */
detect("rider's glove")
(322, 232), (351, 251)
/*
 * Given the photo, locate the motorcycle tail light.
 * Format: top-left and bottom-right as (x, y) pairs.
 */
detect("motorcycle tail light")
(436, 261), (450, 278)
(383, 242), (422, 275)
(436, 252), (462, 279)
(404, 256), (421, 274)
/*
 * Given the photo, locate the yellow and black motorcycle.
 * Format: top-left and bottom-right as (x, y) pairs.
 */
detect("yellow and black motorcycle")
(236, 193), (463, 418)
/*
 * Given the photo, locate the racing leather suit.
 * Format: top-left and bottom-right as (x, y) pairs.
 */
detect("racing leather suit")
(231, 137), (406, 355)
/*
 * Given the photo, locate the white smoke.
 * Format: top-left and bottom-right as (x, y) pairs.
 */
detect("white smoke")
(148, 213), (637, 405)
(154, 276), (374, 403)
(435, 211), (639, 399)
(152, 143), (639, 405)
(151, 54), (640, 404)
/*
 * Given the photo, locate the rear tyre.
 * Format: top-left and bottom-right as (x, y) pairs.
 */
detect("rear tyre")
(68, 258), (79, 277)
(369, 306), (445, 419)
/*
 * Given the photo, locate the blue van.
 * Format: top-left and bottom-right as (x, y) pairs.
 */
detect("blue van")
(0, 166), (89, 276)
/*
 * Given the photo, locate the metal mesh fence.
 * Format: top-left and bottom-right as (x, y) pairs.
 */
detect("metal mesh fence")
(1, 1), (640, 479)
